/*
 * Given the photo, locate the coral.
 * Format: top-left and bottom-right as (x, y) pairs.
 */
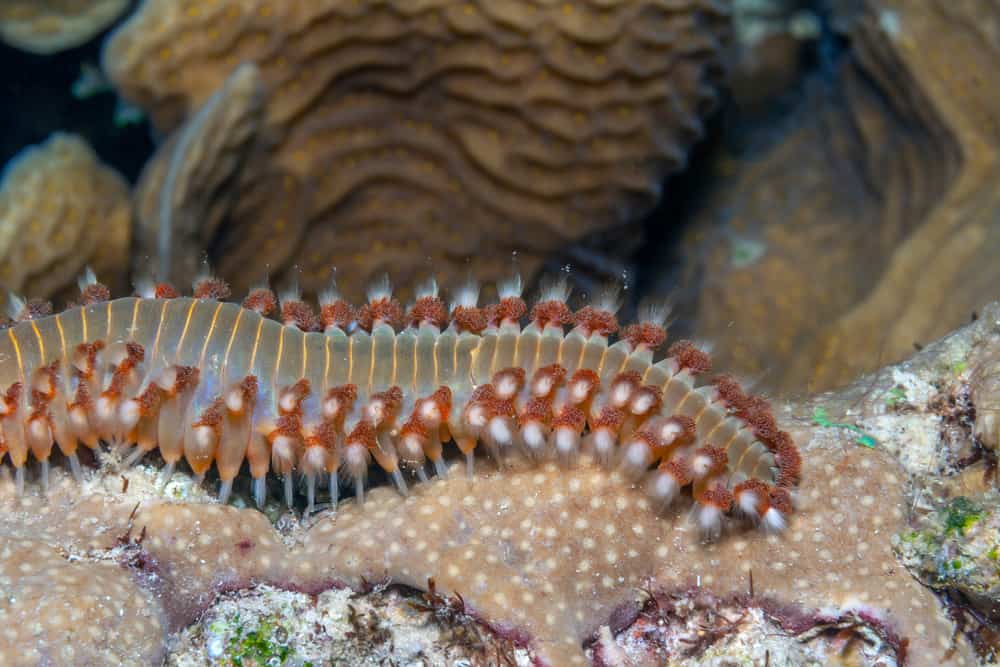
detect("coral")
(103, 0), (729, 300)
(0, 539), (164, 665)
(0, 133), (131, 306)
(0, 0), (129, 54)
(133, 63), (264, 286)
(0, 301), (995, 665)
(729, 0), (820, 112)
(664, 0), (1000, 394)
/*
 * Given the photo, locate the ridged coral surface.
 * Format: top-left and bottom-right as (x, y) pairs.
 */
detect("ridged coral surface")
(0, 0), (129, 54)
(104, 0), (729, 299)
(133, 63), (265, 291)
(0, 134), (130, 304)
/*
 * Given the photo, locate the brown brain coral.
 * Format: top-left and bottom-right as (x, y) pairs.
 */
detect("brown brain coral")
(104, 0), (729, 300)
(0, 0), (130, 54)
(0, 133), (131, 306)
(133, 62), (265, 288)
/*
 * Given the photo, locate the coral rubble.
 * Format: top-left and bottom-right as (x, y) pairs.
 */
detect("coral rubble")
(167, 583), (534, 666)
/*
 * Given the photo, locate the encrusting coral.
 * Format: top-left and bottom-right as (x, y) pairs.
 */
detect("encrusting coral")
(0, 133), (130, 308)
(0, 0), (129, 54)
(0, 537), (163, 666)
(0, 290), (995, 665)
(103, 0), (730, 300)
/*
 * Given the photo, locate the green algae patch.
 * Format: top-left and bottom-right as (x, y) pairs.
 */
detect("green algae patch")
(893, 491), (1000, 610)
(225, 617), (292, 666)
(943, 497), (983, 535)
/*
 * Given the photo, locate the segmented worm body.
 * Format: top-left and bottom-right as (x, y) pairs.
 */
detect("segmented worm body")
(0, 274), (801, 536)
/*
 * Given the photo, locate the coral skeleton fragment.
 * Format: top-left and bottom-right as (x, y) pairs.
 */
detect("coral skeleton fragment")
(0, 271), (800, 536)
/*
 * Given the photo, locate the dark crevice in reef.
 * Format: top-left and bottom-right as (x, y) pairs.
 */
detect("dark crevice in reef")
(589, 586), (910, 665)
(632, 1), (846, 340)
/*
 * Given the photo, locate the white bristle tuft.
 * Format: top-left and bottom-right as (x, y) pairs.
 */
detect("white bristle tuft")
(366, 274), (392, 302)
(495, 376), (519, 400)
(630, 392), (655, 415)
(637, 299), (673, 328)
(6, 294), (25, 320)
(533, 376), (554, 397)
(552, 426), (580, 462)
(279, 391), (298, 414)
(656, 419), (685, 444)
(418, 399), (441, 426)
(689, 338), (716, 357)
(192, 259), (217, 287)
(249, 272), (273, 292)
(611, 381), (633, 407)
(119, 400), (142, 431)
(497, 273), (523, 299)
(691, 453), (714, 479)
(592, 283), (623, 313)
(133, 277), (157, 299)
(318, 281), (341, 306)
(622, 440), (651, 473)
(465, 403), (489, 431)
(488, 416), (514, 446)
(450, 280), (480, 309)
(415, 277), (438, 299)
(737, 490), (760, 518)
(648, 471), (680, 507)
(695, 503), (724, 540)
(278, 281), (302, 306)
(225, 388), (244, 414)
(537, 275), (571, 304)
(521, 422), (547, 455)
(570, 379), (592, 403)
(762, 507), (787, 533)
(77, 266), (98, 291)
(588, 429), (616, 465)
(219, 479), (233, 505)
(398, 434), (426, 463)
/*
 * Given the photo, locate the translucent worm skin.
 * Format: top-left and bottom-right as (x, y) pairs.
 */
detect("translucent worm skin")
(0, 284), (801, 536)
